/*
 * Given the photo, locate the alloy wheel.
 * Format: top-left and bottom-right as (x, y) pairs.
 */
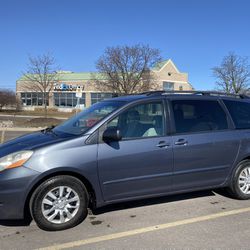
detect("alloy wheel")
(41, 186), (80, 224)
(238, 167), (250, 195)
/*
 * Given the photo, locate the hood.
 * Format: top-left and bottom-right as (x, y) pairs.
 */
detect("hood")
(0, 131), (76, 158)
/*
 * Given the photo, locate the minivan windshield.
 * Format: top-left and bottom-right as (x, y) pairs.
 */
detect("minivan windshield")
(54, 101), (124, 135)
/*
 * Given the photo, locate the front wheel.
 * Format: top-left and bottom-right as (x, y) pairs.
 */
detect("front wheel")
(30, 175), (89, 231)
(228, 160), (250, 200)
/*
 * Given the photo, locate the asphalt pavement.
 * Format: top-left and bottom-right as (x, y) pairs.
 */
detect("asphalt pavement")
(0, 190), (250, 250)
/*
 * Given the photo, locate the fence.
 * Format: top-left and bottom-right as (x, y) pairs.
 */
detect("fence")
(0, 127), (43, 144)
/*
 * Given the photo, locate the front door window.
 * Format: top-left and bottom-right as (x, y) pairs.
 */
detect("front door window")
(107, 101), (165, 139)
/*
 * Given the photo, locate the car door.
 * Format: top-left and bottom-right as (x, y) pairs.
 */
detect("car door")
(97, 100), (173, 201)
(170, 98), (240, 191)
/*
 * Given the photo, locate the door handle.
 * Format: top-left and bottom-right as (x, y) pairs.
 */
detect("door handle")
(175, 139), (188, 146)
(156, 141), (170, 148)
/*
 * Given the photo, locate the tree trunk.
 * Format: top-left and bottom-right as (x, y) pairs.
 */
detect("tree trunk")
(43, 92), (48, 118)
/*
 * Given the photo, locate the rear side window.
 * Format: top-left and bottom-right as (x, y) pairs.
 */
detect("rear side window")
(172, 100), (228, 133)
(224, 100), (250, 129)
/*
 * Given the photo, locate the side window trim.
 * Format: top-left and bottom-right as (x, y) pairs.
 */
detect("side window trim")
(218, 99), (235, 130)
(166, 98), (176, 135)
(99, 99), (168, 143)
(165, 98), (175, 135)
(169, 98), (230, 135)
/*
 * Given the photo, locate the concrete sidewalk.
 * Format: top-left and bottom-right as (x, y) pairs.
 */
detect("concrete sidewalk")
(0, 114), (67, 120)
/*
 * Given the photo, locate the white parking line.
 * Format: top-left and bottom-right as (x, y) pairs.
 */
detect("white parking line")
(37, 206), (250, 250)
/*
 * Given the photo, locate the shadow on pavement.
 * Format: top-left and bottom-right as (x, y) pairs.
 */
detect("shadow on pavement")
(0, 217), (32, 227)
(0, 189), (230, 227)
(92, 189), (215, 215)
(213, 187), (234, 199)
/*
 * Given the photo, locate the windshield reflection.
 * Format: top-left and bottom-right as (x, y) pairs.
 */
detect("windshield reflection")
(54, 101), (124, 135)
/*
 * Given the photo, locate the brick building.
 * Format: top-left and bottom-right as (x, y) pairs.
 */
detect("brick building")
(16, 59), (193, 110)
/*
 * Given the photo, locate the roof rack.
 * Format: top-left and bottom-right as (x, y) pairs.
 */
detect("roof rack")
(142, 90), (250, 99)
(141, 91), (166, 96)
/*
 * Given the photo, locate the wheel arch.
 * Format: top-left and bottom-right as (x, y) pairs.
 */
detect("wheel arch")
(227, 155), (250, 185)
(24, 170), (97, 220)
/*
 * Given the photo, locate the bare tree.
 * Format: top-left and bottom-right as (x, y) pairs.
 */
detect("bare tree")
(22, 53), (59, 117)
(94, 44), (162, 94)
(0, 89), (17, 110)
(212, 52), (250, 94)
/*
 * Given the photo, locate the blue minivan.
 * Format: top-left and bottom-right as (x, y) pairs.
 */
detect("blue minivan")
(1, 91), (250, 231)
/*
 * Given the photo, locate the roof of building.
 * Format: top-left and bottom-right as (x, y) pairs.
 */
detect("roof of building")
(151, 60), (169, 71)
(56, 72), (99, 81)
(151, 59), (180, 72)
(17, 59), (182, 82)
(18, 72), (104, 81)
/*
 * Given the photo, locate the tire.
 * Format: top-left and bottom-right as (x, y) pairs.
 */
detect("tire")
(227, 160), (250, 200)
(30, 175), (89, 231)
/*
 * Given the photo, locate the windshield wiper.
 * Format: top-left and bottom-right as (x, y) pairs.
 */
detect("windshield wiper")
(41, 125), (57, 136)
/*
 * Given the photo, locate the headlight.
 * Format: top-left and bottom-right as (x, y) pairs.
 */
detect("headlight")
(0, 151), (33, 172)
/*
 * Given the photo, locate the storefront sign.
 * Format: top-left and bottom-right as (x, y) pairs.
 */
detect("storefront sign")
(54, 83), (84, 92)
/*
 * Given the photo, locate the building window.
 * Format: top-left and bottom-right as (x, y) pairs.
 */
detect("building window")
(54, 92), (86, 108)
(163, 82), (174, 91)
(21, 92), (48, 106)
(91, 93), (113, 104)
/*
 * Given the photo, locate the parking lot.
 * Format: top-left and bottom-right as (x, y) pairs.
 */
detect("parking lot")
(1, 131), (250, 249)
(0, 190), (250, 250)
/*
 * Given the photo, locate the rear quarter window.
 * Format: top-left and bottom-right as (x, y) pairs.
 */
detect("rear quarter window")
(224, 100), (250, 129)
(172, 100), (228, 133)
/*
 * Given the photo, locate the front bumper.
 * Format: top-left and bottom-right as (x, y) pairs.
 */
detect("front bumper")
(0, 166), (40, 220)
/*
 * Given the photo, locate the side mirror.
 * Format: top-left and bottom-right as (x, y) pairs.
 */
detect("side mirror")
(103, 127), (122, 142)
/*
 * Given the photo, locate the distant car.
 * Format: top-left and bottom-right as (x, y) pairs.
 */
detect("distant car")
(1, 91), (250, 231)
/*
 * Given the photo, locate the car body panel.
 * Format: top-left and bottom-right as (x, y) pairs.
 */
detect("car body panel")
(0, 131), (75, 158)
(97, 136), (173, 201)
(172, 130), (240, 191)
(0, 166), (40, 219)
(24, 135), (104, 207)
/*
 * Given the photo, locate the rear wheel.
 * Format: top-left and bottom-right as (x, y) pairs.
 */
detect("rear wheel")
(228, 160), (250, 200)
(30, 175), (89, 231)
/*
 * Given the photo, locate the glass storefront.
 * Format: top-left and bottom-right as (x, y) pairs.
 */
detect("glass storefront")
(21, 92), (49, 106)
(20, 92), (112, 108)
(54, 92), (86, 107)
(91, 92), (113, 104)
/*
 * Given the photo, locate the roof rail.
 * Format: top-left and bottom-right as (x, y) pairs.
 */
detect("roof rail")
(141, 90), (249, 99)
(141, 91), (166, 96)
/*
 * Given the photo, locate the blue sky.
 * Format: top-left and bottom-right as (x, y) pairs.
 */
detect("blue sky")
(0, 0), (250, 90)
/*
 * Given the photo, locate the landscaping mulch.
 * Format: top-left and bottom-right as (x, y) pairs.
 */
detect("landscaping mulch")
(16, 118), (63, 128)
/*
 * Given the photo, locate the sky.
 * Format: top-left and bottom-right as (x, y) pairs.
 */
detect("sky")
(0, 0), (250, 91)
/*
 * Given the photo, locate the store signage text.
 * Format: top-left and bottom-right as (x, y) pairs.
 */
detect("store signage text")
(53, 83), (84, 91)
